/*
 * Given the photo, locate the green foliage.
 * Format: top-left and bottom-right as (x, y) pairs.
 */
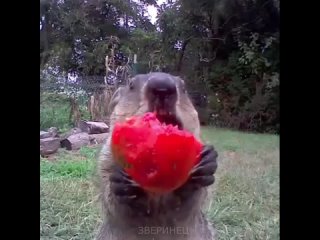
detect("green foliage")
(207, 94), (222, 113)
(40, 0), (155, 74)
(40, 146), (97, 179)
(40, 0), (279, 133)
(40, 93), (90, 130)
(40, 159), (92, 178)
(40, 93), (72, 130)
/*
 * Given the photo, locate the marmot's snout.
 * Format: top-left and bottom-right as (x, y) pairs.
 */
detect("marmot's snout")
(145, 74), (182, 129)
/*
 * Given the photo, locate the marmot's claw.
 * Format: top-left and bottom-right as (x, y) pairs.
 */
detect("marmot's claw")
(174, 145), (218, 197)
(110, 166), (147, 206)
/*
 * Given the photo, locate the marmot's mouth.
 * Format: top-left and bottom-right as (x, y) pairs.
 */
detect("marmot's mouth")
(154, 110), (183, 130)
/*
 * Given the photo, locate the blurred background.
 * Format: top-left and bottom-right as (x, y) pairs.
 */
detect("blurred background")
(40, 0), (279, 134)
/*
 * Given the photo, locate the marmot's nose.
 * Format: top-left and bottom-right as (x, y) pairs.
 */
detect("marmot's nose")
(146, 75), (177, 100)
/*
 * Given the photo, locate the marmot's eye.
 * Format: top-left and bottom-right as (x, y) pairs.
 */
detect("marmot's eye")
(129, 81), (134, 90)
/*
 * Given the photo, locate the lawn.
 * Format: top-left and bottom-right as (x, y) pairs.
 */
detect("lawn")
(40, 127), (279, 240)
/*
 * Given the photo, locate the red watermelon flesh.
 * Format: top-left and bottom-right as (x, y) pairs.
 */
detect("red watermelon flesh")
(111, 112), (203, 194)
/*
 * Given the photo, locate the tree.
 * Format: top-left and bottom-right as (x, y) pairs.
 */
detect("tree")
(40, 0), (279, 133)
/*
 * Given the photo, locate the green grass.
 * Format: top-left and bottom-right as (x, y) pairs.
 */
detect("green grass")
(40, 128), (279, 240)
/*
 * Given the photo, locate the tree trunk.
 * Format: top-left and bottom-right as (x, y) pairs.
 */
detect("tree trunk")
(89, 92), (104, 121)
(61, 132), (90, 151)
(69, 97), (81, 126)
(40, 127), (59, 139)
(176, 38), (191, 73)
(88, 95), (95, 120)
(89, 133), (109, 144)
(40, 137), (61, 156)
(78, 120), (109, 134)
(40, 131), (52, 139)
(88, 88), (113, 121)
(61, 128), (83, 140)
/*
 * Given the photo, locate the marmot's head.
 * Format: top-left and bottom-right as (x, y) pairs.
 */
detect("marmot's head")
(108, 72), (200, 138)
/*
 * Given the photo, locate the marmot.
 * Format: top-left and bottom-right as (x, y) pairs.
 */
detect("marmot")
(95, 72), (218, 240)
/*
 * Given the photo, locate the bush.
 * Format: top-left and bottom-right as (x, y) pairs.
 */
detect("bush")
(40, 93), (90, 131)
(40, 93), (71, 131)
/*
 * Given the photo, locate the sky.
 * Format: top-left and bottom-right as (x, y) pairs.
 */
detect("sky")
(40, 1), (166, 29)
(146, 0), (166, 24)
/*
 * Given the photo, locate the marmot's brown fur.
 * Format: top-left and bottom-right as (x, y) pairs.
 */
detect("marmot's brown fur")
(95, 72), (218, 240)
